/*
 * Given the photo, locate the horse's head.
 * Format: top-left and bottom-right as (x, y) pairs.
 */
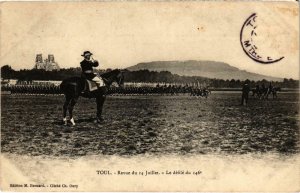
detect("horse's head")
(100, 69), (125, 88)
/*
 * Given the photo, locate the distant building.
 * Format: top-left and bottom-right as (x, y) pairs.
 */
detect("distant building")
(33, 54), (60, 71)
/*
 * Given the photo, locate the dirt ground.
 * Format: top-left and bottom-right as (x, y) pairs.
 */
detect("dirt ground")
(1, 92), (299, 156)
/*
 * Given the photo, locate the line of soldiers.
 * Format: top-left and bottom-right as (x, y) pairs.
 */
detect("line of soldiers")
(108, 85), (210, 96)
(1, 84), (211, 96)
(1, 84), (61, 94)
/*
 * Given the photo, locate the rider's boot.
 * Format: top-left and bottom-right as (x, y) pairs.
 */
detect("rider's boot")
(96, 83), (102, 88)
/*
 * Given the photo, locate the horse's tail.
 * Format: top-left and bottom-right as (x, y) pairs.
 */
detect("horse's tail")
(60, 79), (75, 94)
(60, 80), (68, 93)
(60, 77), (82, 96)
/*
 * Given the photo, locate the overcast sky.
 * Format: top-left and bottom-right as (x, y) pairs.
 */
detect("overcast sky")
(1, 2), (299, 79)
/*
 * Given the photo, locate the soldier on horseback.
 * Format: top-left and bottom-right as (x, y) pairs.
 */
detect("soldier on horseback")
(61, 55), (125, 125)
(80, 51), (104, 87)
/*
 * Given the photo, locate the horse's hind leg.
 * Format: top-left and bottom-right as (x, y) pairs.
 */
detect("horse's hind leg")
(63, 96), (71, 125)
(68, 97), (78, 126)
(96, 95), (106, 122)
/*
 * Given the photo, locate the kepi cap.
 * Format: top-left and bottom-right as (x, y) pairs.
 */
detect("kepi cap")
(81, 51), (93, 57)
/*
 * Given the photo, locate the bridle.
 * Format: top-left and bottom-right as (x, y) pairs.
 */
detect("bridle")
(98, 70), (124, 88)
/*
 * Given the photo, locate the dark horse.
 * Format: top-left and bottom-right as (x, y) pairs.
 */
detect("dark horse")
(269, 87), (281, 99)
(252, 86), (281, 99)
(60, 69), (124, 125)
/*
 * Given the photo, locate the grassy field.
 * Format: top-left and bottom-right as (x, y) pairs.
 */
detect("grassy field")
(1, 92), (299, 156)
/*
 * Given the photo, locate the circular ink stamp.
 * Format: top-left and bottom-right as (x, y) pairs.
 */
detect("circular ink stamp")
(240, 13), (284, 64)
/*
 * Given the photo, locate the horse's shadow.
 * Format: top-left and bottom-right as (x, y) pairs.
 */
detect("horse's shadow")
(52, 117), (96, 126)
(74, 117), (96, 123)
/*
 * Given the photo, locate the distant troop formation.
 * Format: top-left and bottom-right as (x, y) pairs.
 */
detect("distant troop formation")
(1, 84), (61, 95)
(252, 83), (281, 99)
(2, 80), (283, 127)
(241, 81), (281, 105)
(107, 84), (211, 97)
(1, 81), (281, 102)
(1, 83), (211, 97)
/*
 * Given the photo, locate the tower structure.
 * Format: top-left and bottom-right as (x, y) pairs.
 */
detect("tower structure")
(34, 54), (45, 69)
(33, 54), (60, 71)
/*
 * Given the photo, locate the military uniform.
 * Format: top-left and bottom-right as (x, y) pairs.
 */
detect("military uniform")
(80, 51), (104, 87)
(80, 59), (99, 80)
(241, 83), (250, 105)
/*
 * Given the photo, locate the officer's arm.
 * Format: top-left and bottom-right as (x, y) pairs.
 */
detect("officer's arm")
(92, 60), (99, 67)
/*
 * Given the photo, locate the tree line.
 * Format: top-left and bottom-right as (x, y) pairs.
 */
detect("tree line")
(1, 65), (299, 88)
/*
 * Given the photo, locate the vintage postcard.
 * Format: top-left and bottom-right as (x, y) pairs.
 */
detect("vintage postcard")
(0, 1), (299, 192)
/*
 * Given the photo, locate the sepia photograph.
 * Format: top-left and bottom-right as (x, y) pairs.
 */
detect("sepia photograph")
(0, 1), (299, 192)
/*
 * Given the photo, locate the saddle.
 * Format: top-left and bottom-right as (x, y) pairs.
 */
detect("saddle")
(81, 73), (107, 93)
(84, 79), (98, 92)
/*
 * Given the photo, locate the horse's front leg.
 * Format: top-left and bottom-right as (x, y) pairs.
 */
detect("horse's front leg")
(63, 96), (71, 125)
(96, 95), (106, 123)
(68, 97), (78, 126)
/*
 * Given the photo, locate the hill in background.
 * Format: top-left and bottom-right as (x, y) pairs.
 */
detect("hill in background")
(127, 60), (283, 81)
